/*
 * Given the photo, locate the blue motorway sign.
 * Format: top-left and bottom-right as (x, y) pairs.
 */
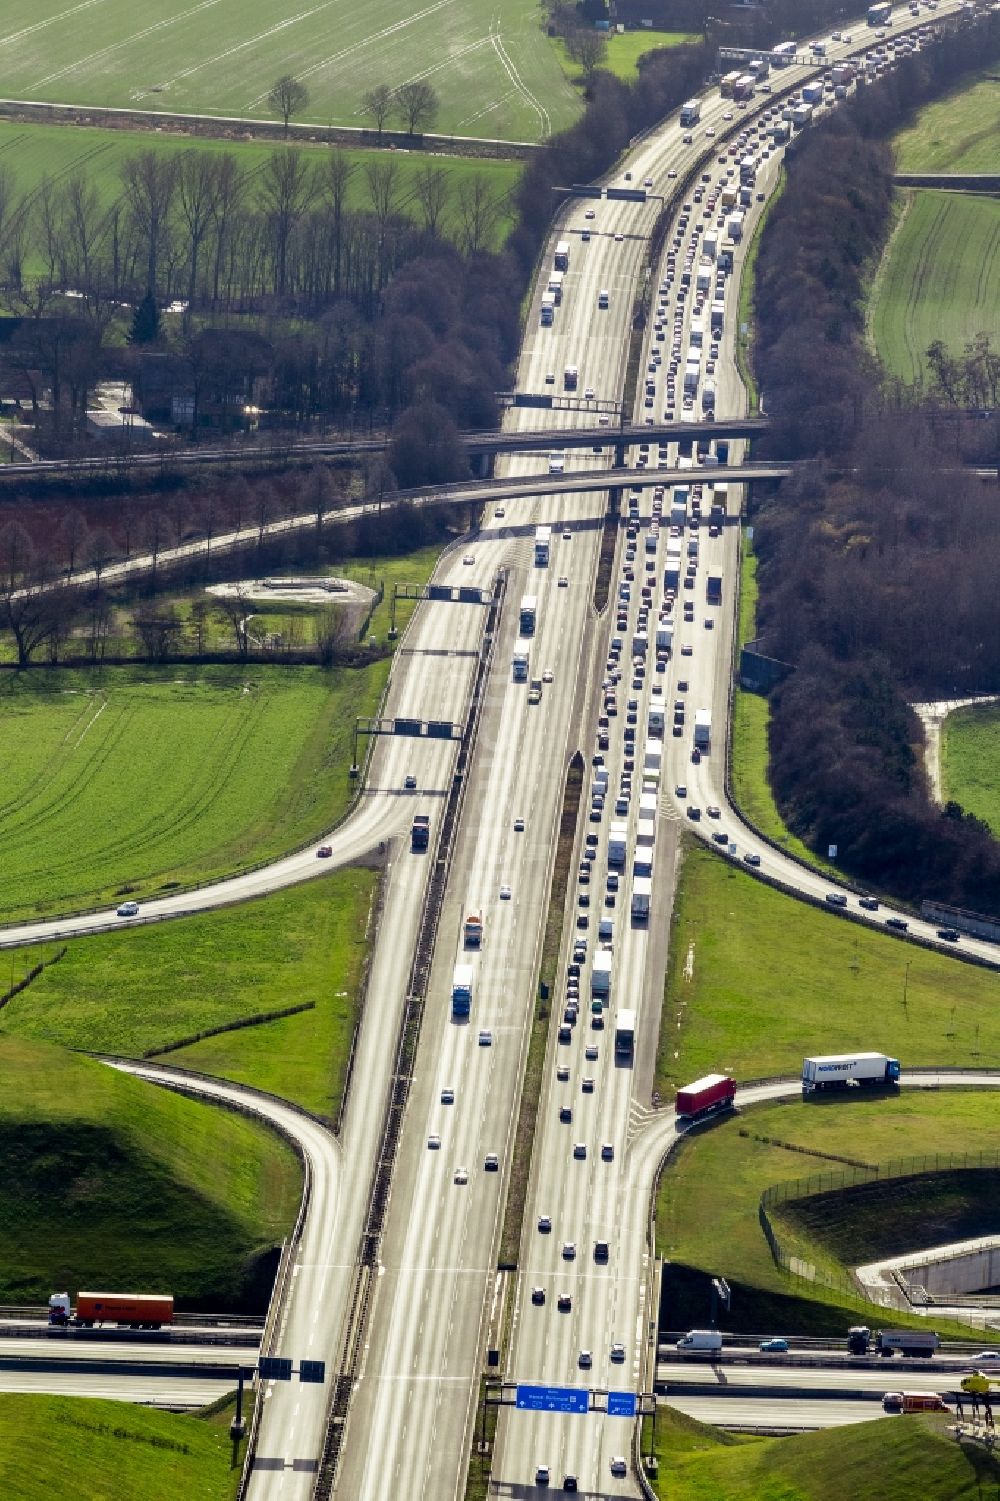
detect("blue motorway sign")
(608, 1391), (638, 1417)
(516, 1383), (590, 1415)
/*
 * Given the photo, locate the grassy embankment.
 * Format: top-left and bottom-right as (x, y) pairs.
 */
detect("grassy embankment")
(0, 1393), (254, 1501)
(657, 1089), (1000, 1334)
(657, 843), (1000, 1097)
(868, 190), (1000, 386)
(3, 872), (376, 1117)
(642, 1405), (1000, 1501)
(940, 702), (1000, 837)
(0, 665), (385, 921)
(654, 843), (1000, 1330)
(729, 536), (837, 875)
(893, 70), (1000, 173)
(732, 176), (782, 414)
(0, 1034), (299, 1308)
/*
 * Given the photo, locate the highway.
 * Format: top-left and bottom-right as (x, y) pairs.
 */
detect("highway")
(664, 1394), (883, 1429)
(0, 1), (988, 1493)
(0, 1367), (233, 1410)
(485, 8), (984, 1496)
(659, 1358), (972, 1396)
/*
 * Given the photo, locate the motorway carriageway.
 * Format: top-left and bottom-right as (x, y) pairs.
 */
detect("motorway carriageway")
(0, 2), (985, 1493)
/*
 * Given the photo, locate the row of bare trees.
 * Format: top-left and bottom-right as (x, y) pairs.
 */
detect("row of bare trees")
(0, 146), (509, 322)
(0, 477), (450, 667)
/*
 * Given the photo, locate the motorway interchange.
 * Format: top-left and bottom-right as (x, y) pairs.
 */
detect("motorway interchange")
(2, 3), (995, 1498)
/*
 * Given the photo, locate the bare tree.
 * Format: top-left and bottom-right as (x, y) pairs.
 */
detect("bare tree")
(120, 151), (179, 294)
(84, 527), (119, 590)
(0, 522), (60, 667)
(314, 604), (348, 665)
(414, 165), (451, 237)
(176, 152), (225, 313)
(396, 81), (439, 137)
(215, 589), (253, 658)
(320, 150), (354, 297)
(133, 605), (183, 662)
(189, 596), (210, 654)
(57, 509), (90, 574)
(361, 84), (394, 141)
(565, 28), (607, 84)
(0, 166), (30, 294)
(456, 173), (507, 254)
(364, 158), (400, 228)
(257, 148), (318, 296)
(267, 75), (309, 137)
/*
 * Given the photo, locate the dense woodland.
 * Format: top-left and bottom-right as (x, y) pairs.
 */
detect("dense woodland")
(750, 6), (1000, 912)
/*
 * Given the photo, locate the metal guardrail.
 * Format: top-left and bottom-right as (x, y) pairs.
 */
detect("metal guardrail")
(0, 1324), (260, 1349)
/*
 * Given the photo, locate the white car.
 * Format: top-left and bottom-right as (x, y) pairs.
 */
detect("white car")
(614, 232), (624, 243)
(116, 901), (140, 918)
(500, 884), (512, 900)
(463, 552), (474, 565)
(705, 127), (716, 137)
(584, 386), (595, 400)
(585, 208), (595, 219)
(454, 1166), (468, 1184)
(494, 506), (505, 519)
(723, 111), (733, 120)
(558, 576), (568, 588)
(542, 668), (553, 683)
(428, 1134), (441, 1150)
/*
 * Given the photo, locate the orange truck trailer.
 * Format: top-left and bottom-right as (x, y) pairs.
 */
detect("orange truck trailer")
(49, 1291), (174, 1329)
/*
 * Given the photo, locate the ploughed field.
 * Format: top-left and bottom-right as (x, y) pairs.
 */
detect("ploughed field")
(0, 0), (578, 141)
(869, 190), (1000, 386)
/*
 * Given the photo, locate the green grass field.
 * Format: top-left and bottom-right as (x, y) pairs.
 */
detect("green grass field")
(893, 71), (1000, 173)
(941, 701), (1000, 836)
(0, 1394), (248, 1501)
(3, 871), (376, 1116)
(0, 662), (387, 921)
(868, 190), (1000, 385)
(656, 842), (1000, 1097)
(644, 1406), (1000, 1501)
(656, 1091), (1000, 1334)
(554, 29), (698, 85)
(0, 1033), (300, 1307)
(0, 0), (579, 142)
(0, 121), (522, 252)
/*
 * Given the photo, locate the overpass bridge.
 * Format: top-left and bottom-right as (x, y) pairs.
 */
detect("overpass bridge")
(0, 418), (770, 484)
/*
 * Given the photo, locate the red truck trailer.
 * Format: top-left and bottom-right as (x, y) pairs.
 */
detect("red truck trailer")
(49, 1291), (175, 1329)
(675, 1074), (736, 1121)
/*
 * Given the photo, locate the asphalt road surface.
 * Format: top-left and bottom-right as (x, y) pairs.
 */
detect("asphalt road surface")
(0, 3), (983, 1494)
